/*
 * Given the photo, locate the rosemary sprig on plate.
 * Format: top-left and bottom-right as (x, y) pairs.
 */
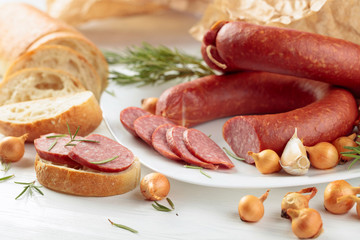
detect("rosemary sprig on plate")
(342, 145), (360, 169)
(223, 147), (245, 161)
(184, 165), (212, 178)
(108, 219), (138, 233)
(14, 180), (44, 200)
(104, 42), (215, 86)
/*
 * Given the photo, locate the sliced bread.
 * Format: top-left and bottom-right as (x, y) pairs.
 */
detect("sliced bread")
(28, 31), (108, 92)
(35, 155), (141, 197)
(4, 45), (102, 100)
(0, 3), (77, 75)
(0, 67), (85, 106)
(0, 91), (102, 141)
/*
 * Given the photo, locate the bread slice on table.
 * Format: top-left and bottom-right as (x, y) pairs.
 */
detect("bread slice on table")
(28, 31), (108, 92)
(0, 2), (78, 75)
(0, 67), (85, 106)
(5, 45), (102, 101)
(0, 91), (102, 142)
(35, 155), (141, 197)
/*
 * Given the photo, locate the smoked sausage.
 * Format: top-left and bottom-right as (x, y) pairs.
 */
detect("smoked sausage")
(223, 88), (358, 164)
(202, 21), (360, 97)
(156, 71), (330, 127)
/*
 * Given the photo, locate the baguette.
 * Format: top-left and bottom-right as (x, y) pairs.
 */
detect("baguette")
(0, 2), (77, 74)
(0, 67), (85, 106)
(5, 45), (102, 100)
(35, 155), (141, 197)
(28, 31), (108, 91)
(0, 91), (102, 141)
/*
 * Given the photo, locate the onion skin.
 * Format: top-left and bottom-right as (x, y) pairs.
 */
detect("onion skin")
(141, 97), (158, 114)
(247, 150), (282, 174)
(305, 142), (339, 169)
(0, 133), (28, 162)
(324, 180), (360, 214)
(332, 133), (357, 162)
(140, 173), (170, 201)
(281, 187), (318, 219)
(287, 208), (323, 239)
(238, 190), (269, 222)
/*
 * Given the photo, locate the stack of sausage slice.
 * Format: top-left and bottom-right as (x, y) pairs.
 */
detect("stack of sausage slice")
(120, 107), (234, 170)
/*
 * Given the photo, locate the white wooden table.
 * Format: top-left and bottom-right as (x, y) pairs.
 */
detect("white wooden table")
(1, 1), (359, 239)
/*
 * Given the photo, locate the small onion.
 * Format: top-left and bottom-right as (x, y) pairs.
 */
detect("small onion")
(0, 133), (28, 162)
(247, 150), (282, 174)
(238, 190), (269, 222)
(324, 180), (360, 214)
(141, 97), (158, 114)
(332, 133), (357, 162)
(281, 187), (318, 219)
(305, 142), (339, 169)
(140, 172), (170, 201)
(336, 194), (360, 218)
(287, 208), (323, 239)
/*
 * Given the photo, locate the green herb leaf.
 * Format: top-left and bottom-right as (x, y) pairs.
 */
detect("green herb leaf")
(104, 42), (215, 86)
(90, 156), (118, 165)
(166, 198), (175, 210)
(183, 165), (203, 169)
(152, 201), (172, 212)
(46, 134), (67, 138)
(223, 147), (245, 161)
(48, 138), (58, 151)
(15, 180), (44, 200)
(0, 174), (14, 182)
(200, 170), (211, 178)
(108, 219), (138, 233)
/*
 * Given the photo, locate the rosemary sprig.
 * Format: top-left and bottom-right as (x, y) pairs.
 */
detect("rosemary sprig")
(14, 180), (44, 200)
(223, 147), (245, 161)
(108, 219), (138, 233)
(0, 174), (14, 182)
(152, 201), (172, 212)
(342, 145), (360, 169)
(64, 123), (99, 146)
(48, 138), (58, 151)
(166, 197), (175, 210)
(184, 165), (212, 178)
(90, 155), (118, 165)
(104, 42), (215, 86)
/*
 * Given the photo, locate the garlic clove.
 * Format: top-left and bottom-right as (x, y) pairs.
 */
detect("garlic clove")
(280, 128), (310, 176)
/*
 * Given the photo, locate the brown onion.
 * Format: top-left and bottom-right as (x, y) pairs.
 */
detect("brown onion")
(305, 142), (339, 169)
(281, 187), (318, 219)
(141, 97), (158, 114)
(0, 133), (28, 162)
(287, 208), (323, 239)
(140, 172), (170, 201)
(247, 150), (282, 174)
(324, 180), (360, 214)
(332, 133), (357, 162)
(238, 190), (269, 222)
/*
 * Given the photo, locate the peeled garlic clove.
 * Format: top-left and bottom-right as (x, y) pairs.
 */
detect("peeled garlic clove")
(280, 128), (310, 176)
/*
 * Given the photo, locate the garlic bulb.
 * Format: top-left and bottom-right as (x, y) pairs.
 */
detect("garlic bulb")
(280, 128), (310, 175)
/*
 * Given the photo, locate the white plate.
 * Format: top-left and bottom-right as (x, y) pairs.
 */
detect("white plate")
(101, 79), (360, 189)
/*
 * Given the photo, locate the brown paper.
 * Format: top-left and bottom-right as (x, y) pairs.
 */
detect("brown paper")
(46, 0), (211, 25)
(190, 0), (360, 45)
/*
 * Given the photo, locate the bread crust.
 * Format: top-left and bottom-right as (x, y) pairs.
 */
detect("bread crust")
(35, 155), (141, 196)
(0, 3), (77, 74)
(0, 91), (103, 142)
(5, 45), (102, 100)
(28, 31), (108, 91)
